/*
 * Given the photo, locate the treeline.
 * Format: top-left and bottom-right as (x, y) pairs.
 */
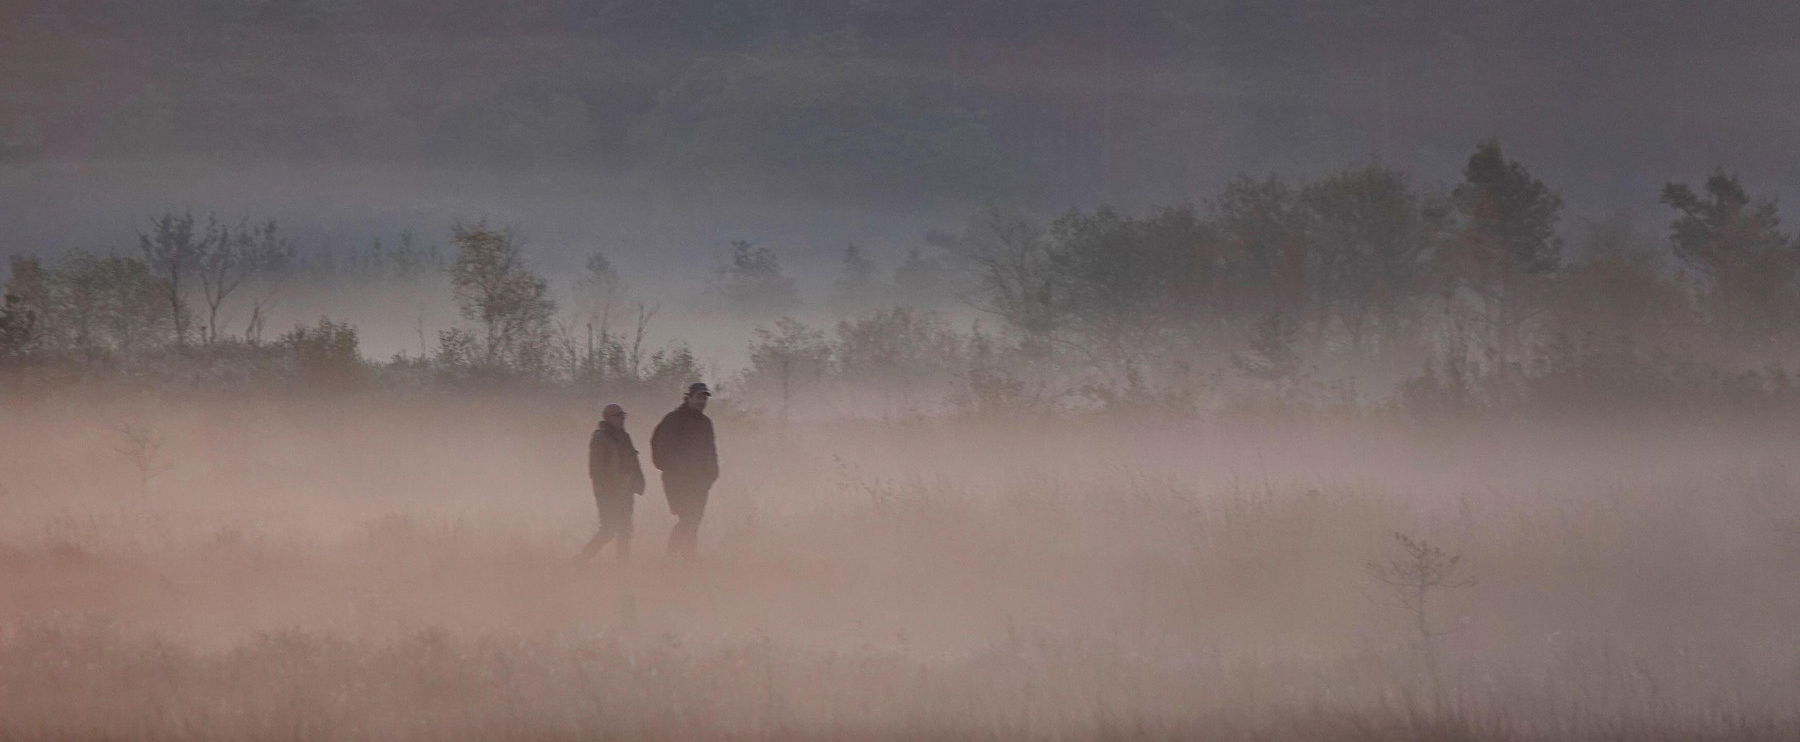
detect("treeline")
(5, 140), (1800, 416)
(739, 139), (1800, 416)
(0, 216), (700, 397)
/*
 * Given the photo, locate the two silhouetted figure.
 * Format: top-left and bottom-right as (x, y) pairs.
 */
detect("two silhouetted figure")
(576, 383), (718, 565)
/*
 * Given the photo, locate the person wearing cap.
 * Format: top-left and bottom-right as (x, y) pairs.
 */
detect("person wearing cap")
(575, 403), (644, 565)
(651, 382), (719, 560)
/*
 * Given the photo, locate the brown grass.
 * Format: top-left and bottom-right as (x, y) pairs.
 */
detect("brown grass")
(1, 391), (1797, 740)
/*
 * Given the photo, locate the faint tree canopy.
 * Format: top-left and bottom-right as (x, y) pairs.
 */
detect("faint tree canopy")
(449, 221), (557, 372)
(714, 240), (800, 314)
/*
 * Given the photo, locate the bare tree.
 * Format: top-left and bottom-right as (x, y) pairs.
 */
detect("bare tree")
(139, 211), (212, 345)
(627, 302), (656, 377)
(114, 422), (173, 497)
(198, 219), (290, 344)
(1367, 532), (1474, 711)
(942, 206), (1060, 341)
(245, 296), (271, 346)
(575, 249), (626, 316)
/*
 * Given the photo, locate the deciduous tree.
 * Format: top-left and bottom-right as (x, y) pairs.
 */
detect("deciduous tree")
(449, 221), (557, 371)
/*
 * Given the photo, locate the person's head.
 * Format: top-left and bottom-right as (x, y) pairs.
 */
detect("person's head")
(601, 403), (626, 427)
(682, 382), (711, 411)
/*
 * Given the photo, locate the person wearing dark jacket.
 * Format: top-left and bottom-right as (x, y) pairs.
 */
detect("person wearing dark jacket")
(575, 403), (645, 565)
(651, 382), (718, 560)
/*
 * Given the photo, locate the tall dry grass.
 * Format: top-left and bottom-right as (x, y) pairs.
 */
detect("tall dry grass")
(1, 391), (1797, 740)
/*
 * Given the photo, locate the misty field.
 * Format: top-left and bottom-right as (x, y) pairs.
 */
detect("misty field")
(1, 393), (1795, 741)
(12, 0), (1800, 738)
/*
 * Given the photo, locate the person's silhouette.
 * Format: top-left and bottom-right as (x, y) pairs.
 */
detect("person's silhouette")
(575, 403), (643, 565)
(650, 383), (718, 560)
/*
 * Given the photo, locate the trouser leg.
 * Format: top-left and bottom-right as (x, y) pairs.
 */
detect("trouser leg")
(610, 495), (634, 564)
(578, 489), (633, 564)
(664, 479), (710, 560)
(575, 528), (608, 563)
(668, 514), (698, 558)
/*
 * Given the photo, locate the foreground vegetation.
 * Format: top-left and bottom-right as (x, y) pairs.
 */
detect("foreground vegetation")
(2, 392), (1798, 739)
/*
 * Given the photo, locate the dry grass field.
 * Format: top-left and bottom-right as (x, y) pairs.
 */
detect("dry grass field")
(2, 391), (1798, 740)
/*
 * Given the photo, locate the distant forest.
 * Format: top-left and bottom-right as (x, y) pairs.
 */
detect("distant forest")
(6, 138), (1800, 418)
(8, 2), (1800, 416)
(6, 0), (1800, 207)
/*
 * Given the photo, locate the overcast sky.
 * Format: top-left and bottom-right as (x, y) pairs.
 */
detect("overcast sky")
(4, 0), (1797, 266)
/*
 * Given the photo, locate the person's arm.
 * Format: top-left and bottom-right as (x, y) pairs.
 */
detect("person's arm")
(619, 431), (645, 494)
(628, 450), (646, 494)
(588, 429), (604, 481)
(702, 418), (720, 482)
(649, 416), (669, 472)
(605, 431), (629, 488)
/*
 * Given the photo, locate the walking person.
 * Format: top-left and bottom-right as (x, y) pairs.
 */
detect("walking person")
(575, 403), (644, 565)
(651, 383), (718, 561)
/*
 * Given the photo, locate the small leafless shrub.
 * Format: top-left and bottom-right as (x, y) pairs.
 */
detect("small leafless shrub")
(1368, 531), (1474, 711)
(113, 422), (172, 497)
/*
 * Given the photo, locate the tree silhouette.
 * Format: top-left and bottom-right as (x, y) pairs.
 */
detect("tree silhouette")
(829, 243), (884, 310)
(1662, 171), (1797, 346)
(716, 241), (799, 313)
(747, 317), (831, 422)
(0, 292), (38, 362)
(1443, 139), (1563, 360)
(113, 422), (173, 497)
(449, 221), (557, 370)
(138, 211), (211, 345)
(1367, 532), (1473, 712)
(198, 219), (290, 345)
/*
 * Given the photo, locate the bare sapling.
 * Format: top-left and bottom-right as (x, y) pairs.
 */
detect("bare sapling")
(114, 422), (173, 497)
(1367, 531), (1474, 712)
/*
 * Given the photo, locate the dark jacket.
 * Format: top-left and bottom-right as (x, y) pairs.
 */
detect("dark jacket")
(589, 421), (646, 496)
(650, 404), (718, 484)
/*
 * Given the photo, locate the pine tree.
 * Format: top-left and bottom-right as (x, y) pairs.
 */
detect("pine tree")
(1662, 171), (1797, 345)
(1442, 139), (1563, 360)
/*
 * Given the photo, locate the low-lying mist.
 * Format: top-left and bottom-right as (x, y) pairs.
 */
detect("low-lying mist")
(12, 2), (1800, 738)
(3, 390), (1798, 740)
